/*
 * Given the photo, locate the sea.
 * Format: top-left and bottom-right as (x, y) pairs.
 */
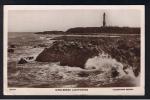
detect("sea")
(7, 32), (140, 88)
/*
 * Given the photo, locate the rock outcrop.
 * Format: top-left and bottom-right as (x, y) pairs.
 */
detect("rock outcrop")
(36, 36), (140, 76)
(8, 49), (14, 53)
(18, 58), (28, 64)
(36, 40), (99, 68)
(26, 56), (34, 60)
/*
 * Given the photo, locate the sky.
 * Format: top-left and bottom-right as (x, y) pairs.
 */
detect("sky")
(8, 9), (141, 32)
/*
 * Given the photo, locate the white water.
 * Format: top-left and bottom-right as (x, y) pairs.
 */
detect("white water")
(8, 32), (140, 87)
(85, 53), (126, 77)
(85, 53), (139, 86)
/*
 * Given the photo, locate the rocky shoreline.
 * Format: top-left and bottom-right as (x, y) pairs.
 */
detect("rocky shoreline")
(8, 33), (140, 87)
(36, 35), (140, 76)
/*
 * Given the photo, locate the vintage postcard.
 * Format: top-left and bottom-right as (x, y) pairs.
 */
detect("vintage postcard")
(4, 5), (145, 95)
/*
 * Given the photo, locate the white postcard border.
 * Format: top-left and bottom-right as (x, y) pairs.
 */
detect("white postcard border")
(3, 5), (145, 95)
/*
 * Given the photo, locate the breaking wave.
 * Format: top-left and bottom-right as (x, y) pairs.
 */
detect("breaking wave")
(85, 53), (139, 86)
(85, 53), (126, 77)
(8, 53), (140, 87)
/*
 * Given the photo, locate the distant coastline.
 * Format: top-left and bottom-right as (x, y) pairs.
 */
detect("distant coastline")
(34, 26), (140, 35)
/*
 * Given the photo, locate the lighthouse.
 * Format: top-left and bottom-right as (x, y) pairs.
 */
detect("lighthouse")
(103, 12), (106, 27)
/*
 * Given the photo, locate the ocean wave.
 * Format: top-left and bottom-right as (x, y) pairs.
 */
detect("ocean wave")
(8, 53), (139, 87)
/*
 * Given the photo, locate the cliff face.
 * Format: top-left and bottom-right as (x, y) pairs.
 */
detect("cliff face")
(36, 36), (140, 76)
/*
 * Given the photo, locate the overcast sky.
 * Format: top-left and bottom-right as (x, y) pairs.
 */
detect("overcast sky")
(8, 9), (141, 32)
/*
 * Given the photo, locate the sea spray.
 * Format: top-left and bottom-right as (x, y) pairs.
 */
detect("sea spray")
(85, 53), (132, 78)
(9, 59), (139, 87)
(84, 53), (140, 86)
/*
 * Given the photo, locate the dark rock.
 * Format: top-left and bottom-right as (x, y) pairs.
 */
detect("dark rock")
(36, 41), (99, 68)
(18, 58), (28, 64)
(33, 46), (37, 48)
(36, 36), (140, 76)
(26, 56), (34, 60)
(111, 67), (119, 78)
(10, 44), (16, 48)
(38, 44), (47, 47)
(8, 49), (14, 53)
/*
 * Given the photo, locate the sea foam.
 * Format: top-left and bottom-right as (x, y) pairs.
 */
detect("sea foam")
(85, 53), (134, 78)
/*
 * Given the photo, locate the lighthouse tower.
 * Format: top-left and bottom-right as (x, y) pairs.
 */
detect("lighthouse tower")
(103, 12), (106, 27)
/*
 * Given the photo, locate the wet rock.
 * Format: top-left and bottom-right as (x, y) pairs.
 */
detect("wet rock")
(36, 36), (140, 76)
(18, 58), (28, 64)
(33, 46), (37, 48)
(38, 44), (47, 47)
(8, 49), (14, 53)
(10, 44), (16, 48)
(26, 56), (34, 60)
(36, 41), (99, 68)
(111, 67), (119, 78)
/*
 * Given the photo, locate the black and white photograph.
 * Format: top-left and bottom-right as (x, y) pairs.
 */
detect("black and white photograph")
(4, 5), (145, 95)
